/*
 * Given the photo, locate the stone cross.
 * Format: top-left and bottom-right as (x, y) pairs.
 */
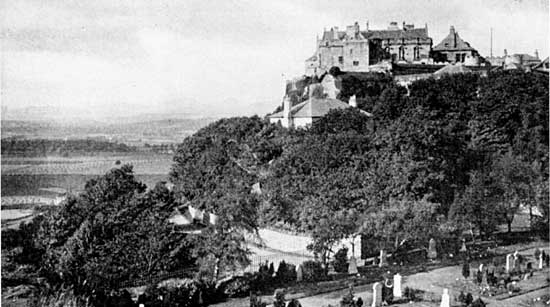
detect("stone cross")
(348, 256), (358, 274)
(506, 254), (515, 273)
(393, 273), (402, 298)
(440, 288), (450, 307)
(428, 238), (437, 260)
(296, 264), (303, 282)
(379, 250), (387, 267)
(539, 254), (544, 269)
(371, 282), (382, 307)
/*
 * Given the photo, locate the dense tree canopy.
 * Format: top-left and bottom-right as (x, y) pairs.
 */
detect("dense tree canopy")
(168, 70), (548, 261)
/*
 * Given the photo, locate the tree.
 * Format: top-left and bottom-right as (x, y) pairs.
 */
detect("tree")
(37, 165), (194, 295)
(490, 152), (539, 232)
(449, 171), (505, 239)
(360, 199), (440, 253)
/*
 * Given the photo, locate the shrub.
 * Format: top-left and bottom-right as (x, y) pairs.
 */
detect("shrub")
(276, 261), (296, 285)
(471, 297), (486, 307)
(219, 276), (251, 298)
(301, 260), (325, 282)
(333, 247), (349, 273)
(403, 287), (423, 302)
(137, 279), (221, 307)
(462, 261), (470, 279)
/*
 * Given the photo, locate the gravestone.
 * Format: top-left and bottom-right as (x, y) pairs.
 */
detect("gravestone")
(393, 274), (402, 298)
(296, 264), (303, 282)
(348, 256), (358, 274)
(440, 288), (450, 307)
(460, 241), (468, 253)
(371, 282), (382, 307)
(506, 254), (515, 273)
(379, 250), (387, 267)
(539, 254), (544, 269)
(481, 270), (488, 286)
(328, 263), (336, 275)
(427, 238), (437, 260)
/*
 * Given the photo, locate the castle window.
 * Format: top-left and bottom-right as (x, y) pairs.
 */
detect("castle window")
(338, 56), (344, 64)
(353, 61), (359, 66)
(399, 46), (405, 60)
(414, 46), (420, 60)
(455, 54), (461, 62)
(350, 49), (353, 55)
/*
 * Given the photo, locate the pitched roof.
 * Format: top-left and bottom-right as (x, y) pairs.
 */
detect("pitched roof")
(268, 97), (371, 118)
(362, 28), (429, 40)
(433, 27), (475, 51)
(320, 27), (429, 42)
(533, 57), (549, 72)
(433, 64), (473, 77)
(306, 54), (318, 61)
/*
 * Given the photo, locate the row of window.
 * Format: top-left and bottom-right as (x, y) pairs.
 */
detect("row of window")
(337, 56), (361, 66)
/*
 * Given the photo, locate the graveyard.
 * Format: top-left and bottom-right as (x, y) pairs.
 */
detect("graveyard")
(211, 240), (549, 307)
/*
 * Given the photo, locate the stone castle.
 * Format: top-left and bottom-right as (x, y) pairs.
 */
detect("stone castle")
(305, 21), (484, 75)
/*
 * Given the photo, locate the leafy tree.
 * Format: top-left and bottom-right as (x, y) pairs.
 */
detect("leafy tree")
(360, 199), (440, 253)
(36, 165), (194, 295)
(449, 171), (505, 238)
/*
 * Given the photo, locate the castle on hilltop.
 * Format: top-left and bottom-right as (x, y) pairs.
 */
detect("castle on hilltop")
(305, 21), (488, 75)
(305, 21), (433, 75)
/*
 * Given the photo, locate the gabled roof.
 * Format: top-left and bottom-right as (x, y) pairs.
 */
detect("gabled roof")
(433, 26), (475, 51)
(269, 97), (371, 119)
(306, 54), (318, 62)
(533, 57), (549, 72)
(433, 64), (473, 77)
(362, 28), (429, 40)
(320, 27), (429, 43)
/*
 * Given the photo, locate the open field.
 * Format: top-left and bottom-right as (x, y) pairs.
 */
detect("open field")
(1, 154), (173, 176)
(1, 154), (172, 197)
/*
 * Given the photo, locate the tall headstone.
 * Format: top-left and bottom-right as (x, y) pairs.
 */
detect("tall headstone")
(428, 238), (437, 260)
(506, 254), (515, 273)
(371, 282), (382, 307)
(539, 254), (544, 269)
(296, 264), (303, 282)
(379, 250), (387, 267)
(440, 288), (450, 307)
(460, 240), (467, 253)
(393, 274), (402, 298)
(348, 256), (358, 274)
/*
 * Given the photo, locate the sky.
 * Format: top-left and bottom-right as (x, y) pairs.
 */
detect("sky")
(1, 0), (548, 120)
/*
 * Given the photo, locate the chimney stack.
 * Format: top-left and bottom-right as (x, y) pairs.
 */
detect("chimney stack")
(366, 21), (369, 31)
(349, 95), (357, 108)
(535, 49), (539, 59)
(333, 27), (339, 40)
(283, 95), (291, 128)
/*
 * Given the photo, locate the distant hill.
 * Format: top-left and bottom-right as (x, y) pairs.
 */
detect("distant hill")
(1, 117), (217, 145)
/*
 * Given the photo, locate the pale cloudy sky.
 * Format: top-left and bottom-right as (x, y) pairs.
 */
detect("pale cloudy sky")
(1, 0), (548, 120)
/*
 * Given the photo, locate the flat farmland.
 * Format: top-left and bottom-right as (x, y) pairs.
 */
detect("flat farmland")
(1, 154), (173, 196)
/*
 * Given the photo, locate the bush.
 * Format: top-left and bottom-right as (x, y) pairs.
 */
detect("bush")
(137, 279), (221, 307)
(462, 261), (470, 279)
(333, 247), (349, 273)
(301, 260), (325, 282)
(219, 276), (251, 298)
(275, 261), (296, 285)
(403, 287), (423, 302)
